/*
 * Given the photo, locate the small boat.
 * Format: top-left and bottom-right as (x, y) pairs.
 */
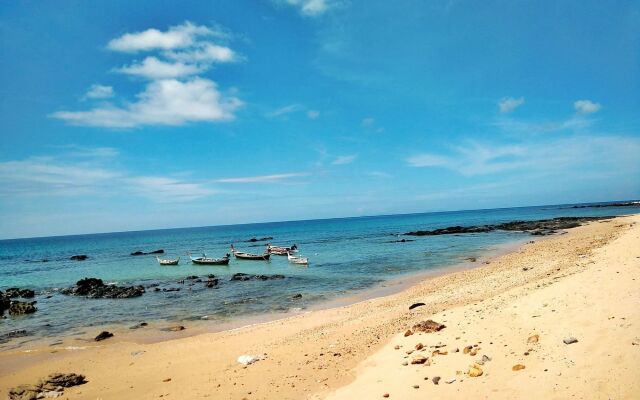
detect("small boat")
(156, 256), (180, 266)
(266, 244), (298, 255)
(287, 252), (308, 265)
(189, 253), (230, 265)
(231, 245), (270, 260)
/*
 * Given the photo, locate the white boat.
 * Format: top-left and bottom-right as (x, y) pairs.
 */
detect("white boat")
(267, 244), (298, 255)
(287, 252), (308, 265)
(156, 256), (180, 265)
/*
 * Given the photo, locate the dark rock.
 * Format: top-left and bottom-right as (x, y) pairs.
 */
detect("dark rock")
(162, 325), (185, 332)
(205, 279), (219, 288)
(162, 288), (181, 292)
(409, 302), (426, 310)
(131, 249), (164, 256)
(5, 288), (35, 298)
(405, 225), (493, 236)
(0, 329), (29, 343)
(185, 275), (199, 280)
(41, 372), (87, 389)
(70, 255), (88, 261)
(0, 291), (11, 315)
(148, 249), (164, 254)
(130, 251), (145, 256)
(61, 277), (145, 299)
(247, 236), (273, 242)
(9, 373), (87, 399)
(9, 301), (37, 315)
(412, 320), (445, 333)
(465, 257), (477, 262)
(432, 376), (441, 385)
(94, 331), (113, 341)
(570, 201), (639, 209)
(292, 293), (303, 299)
(129, 322), (148, 329)
(230, 273), (285, 281)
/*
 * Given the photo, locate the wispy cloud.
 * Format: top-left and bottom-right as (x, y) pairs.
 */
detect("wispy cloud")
(367, 171), (392, 178)
(498, 97), (524, 113)
(331, 154), (357, 165)
(84, 84), (114, 99)
(407, 135), (640, 176)
(265, 104), (303, 118)
(0, 149), (215, 202)
(53, 21), (243, 128)
(574, 99), (601, 114)
(307, 110), (320, 119)
(215, 173), (308, 184)
(277, 0), (336, 16)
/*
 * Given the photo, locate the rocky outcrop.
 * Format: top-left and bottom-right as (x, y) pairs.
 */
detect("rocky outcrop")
(9, 301), (37, 315)
(61, 278), (145, 299)
(5, 288), (35, 298)
(70, 255), (88, 261)
(405, 216), (612, 236)
(412, 319), (446, 333)
(0, 329), (29, 343)
(9, 373), (87, 400)
(230, 273), (285, 281)
(130, 249), (164, 256)
(0, 291), (10, 315)
(570, 201), (639, 209)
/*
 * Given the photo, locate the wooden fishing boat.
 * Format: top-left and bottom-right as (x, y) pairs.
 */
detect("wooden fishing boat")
(287, 252), (308, 265)
(231, 245), (270, 260)
(189, 253), (230, 265)
(266, 244), (298, 255)
(156, 256), (180, 266)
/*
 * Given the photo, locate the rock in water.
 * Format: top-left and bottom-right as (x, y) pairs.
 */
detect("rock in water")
(468, 364), (483, 377)
(9, 301), (37, 315)
(162, 325), (185, 332)
(5, 288), (35, 298)
(94, 331), (113, 341)
(409, 302), (426, 310)
(412, 320), (446, 333)
(563, 337), (578, 345)
(69, 255), (88, 261)
(61, 278), (145, 299)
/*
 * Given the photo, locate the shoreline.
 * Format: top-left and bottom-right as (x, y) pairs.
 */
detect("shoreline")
(1, 215), (638, 399)
(1, 236), (531, 354)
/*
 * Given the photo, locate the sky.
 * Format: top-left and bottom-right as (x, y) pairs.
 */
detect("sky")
(1, 0), (639, 239)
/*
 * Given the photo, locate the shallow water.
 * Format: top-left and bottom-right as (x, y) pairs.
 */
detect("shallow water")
(0, 202), (636, 343)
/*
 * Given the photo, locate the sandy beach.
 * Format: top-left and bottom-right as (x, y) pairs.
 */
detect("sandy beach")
(1, 214), (638, 399)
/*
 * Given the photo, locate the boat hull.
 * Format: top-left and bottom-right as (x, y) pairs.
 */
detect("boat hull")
(190, 257), (230, 265)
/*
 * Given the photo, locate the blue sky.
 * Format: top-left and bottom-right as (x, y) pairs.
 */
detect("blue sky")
(1, 0), (639, 239)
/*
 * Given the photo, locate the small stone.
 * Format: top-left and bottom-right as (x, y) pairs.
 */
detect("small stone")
(563, 337), (578, 345)
(463, 345), (473, 354)
(411, 356), (428, 365)
(402, 361), (408, 366)
(404, 329), (413, 337)
(394, 345), (400, 350)
(382, 394), (389, 398)
(412, 384), (419, 389)
(409, 302), (426, 310)
(512, 364), (526, 371)
(528, 334), (539, 343)
(482, 354), (491, 362)
(415, 343), (424, 350)
(432, 376), (441, 385)
(445, 378), (456, 384)
(163, 378), (171, 382)
(468, 364), (483, 377)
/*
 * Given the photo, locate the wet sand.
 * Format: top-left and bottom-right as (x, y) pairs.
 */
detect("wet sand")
(1, 215), (638, 399)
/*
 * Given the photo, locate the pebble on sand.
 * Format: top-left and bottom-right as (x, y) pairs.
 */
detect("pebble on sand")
(527, 334), (539, 343)
(512, 364), (526, 371)
(404, 329), (413, 337)
(411, 356), (429, 365)
(563, 337), (578, 345)
(432, 376), (441, 385)
(468, 364), (483, 377)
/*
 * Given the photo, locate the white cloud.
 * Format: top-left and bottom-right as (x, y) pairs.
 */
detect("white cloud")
(307, 110), (320, 119)
(128, 176), (216, 202)
(84, 84), (114, 99)
(166, 43), (238, 64)
(498, 97), (524, 113)
(216, 173), (308, 183)
(280, 0), (334, 16)
(361, 117), (375, 126)
(406, 153), (451, 168)
(331, 154), (357, 165)
(115, 56), (203, 79)
(107, 21), (217, 53)
(574, 99), (601, 114)
(367, 171), (392, 178)
(52, 78), (243, 128)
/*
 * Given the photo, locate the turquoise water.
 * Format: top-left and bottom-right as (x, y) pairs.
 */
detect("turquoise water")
(0, 203), (636, 341)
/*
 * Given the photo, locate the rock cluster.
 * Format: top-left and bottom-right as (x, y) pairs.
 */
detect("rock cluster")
(230, 273), (285, 281)
(412, 320), (446, 333)
(9, 373), (86, 400)
(405, 216), (612, 236)
(5, 288), (35, 298)
(61, 278), (145, 299)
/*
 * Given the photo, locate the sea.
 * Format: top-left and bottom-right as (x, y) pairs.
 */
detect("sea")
(0, 202), (637, 347)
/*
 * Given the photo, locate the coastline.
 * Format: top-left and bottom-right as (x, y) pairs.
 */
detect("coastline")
(1, 215), (638, 399)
